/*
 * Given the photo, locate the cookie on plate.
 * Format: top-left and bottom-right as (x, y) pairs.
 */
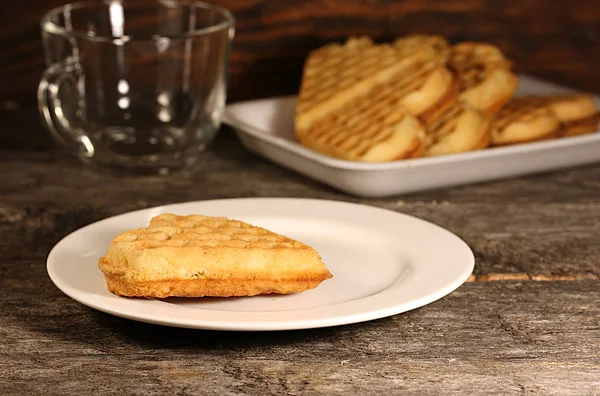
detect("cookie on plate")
(525, 94), (600, 137)
(391, 34), (457, 124)
(448, 42), (518, 115)
(425, 103), (490, 156)
(297, 104), (427, 162)
(295, 36), (428, 132)
(400, 63), (459, 126)
(98, 214), (333, 298)
(490, 97), (561, 146)
(295, 37), (455, 161)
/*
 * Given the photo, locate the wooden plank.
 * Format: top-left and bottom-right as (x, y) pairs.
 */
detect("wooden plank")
(1, 276), (598, 394)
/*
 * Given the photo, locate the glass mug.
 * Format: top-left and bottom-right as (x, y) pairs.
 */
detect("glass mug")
(38, 0), (234, 175)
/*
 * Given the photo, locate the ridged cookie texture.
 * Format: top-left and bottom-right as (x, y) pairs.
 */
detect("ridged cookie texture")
(295, 36), (427, 132)
(98, 214), (333, 298)
(425, 103), (490, 156)
(294, 37), (458, 162)
(448, 42), (518, 115)
(517, 94), (599, 137)
(490, 97), (561, 146)
(292, 34), (596, 162)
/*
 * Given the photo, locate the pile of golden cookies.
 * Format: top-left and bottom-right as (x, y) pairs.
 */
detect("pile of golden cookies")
(294, 35), (600, 162)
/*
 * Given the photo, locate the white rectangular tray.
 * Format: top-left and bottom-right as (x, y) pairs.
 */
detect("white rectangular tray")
(223, 75), (600, 197)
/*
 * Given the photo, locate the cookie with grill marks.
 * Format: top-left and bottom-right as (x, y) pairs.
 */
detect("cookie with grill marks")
(519, 94), (600, 137)
(425, 103), (490, 156)
(448, 42), (518, 115)
(295, 37), (466, 161)
(490, 97), (561, 146)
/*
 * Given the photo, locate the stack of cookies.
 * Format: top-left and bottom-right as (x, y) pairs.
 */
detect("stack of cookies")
(294, 35), (600, 162)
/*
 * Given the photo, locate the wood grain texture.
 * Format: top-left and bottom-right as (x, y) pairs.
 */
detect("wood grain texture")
(2, 0), (600, 109)
(1, 130), (599, 394)
(1, 2), (600, 393)
(1, 270), (599, 395)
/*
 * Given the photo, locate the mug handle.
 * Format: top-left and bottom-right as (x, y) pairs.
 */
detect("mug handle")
(37, 61), (94, 157)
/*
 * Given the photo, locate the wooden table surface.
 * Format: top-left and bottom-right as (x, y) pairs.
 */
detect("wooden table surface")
(1, 128), (599, 395)
(1, 0), (600, 394)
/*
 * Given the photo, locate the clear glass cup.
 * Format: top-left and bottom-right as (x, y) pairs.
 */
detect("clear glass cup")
(38, 0), (234, 175)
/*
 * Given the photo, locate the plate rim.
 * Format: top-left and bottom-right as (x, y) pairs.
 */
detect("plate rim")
(46, 198), (475, 331)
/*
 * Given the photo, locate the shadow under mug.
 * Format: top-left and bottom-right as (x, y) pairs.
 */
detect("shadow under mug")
(38, 0), (234, 175)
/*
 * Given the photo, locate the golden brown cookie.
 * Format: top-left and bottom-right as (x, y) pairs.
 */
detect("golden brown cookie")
(425, 103), (490, 156)
(400, 64), (459, 125)
(393, 34), (450, 64)
(490, 97), (561, 146)
(297, 104), (426, 162)
(522, 94), (599, 137)
(295, 37), (455, 161)
(392, 34), (457, 124)
(448, 42), (518, 115)
(98, 214), (333, 298)
(295, 36), (428, 132)
(417, 74), (460, 127)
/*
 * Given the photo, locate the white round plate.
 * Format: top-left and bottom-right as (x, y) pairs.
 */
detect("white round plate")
(47, 198), (474, 331)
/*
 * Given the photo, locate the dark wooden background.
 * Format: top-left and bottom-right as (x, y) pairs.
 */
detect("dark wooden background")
(2, 0), (600, 151)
